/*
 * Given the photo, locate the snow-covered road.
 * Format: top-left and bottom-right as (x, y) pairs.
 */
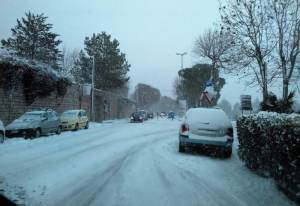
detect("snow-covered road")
(0, 117), (296, 205)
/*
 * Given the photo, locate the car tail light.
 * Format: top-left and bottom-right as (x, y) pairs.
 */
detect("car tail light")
(227, 128), (233, 137)
(181, 124), (189, 133)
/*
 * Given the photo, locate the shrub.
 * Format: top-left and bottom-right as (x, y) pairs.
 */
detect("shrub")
(236, 112), (300, 202)
(0, 55), (71, 105)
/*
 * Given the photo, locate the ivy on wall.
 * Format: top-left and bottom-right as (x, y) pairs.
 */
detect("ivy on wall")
(0, 55), (72, 105)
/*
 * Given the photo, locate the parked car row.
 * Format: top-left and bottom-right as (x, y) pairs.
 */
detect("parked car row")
(3, 108), (89, 140)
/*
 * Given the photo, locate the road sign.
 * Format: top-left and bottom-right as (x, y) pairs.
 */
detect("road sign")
(204, 81), (215, 89)
(240, 94), (252, 110)
(203, 91), (215, 104)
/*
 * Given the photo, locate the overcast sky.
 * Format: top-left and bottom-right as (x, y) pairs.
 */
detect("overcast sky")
(1, 0), (292, 106)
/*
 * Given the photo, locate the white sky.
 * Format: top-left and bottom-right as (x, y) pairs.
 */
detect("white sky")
(0, 0), (295, 106)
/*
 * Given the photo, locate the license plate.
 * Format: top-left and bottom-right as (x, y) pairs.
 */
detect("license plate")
(198, 130), (216, 135)
(11, 130), (19, 133)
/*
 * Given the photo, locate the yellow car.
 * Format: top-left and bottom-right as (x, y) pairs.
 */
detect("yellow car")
(60, 110), (89, 131)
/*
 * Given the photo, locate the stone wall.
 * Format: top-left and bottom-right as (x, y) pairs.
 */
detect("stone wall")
(0, 84), (136, 126)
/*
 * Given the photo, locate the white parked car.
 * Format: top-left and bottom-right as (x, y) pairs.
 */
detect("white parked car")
(0, 120), (5, 143)
(178, 107), (234, 157)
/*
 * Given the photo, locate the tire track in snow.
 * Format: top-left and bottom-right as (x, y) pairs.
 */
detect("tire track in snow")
(54, 132), (175, 206)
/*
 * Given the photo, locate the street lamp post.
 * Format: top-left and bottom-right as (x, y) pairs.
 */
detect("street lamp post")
(176, 52), (187, 99)
(91, 55), (95, 122)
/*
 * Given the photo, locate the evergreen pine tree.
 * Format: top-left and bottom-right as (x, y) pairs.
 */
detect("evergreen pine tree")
(1, 11), (62, 65)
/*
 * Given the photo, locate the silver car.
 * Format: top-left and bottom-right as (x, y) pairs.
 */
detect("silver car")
(178, 107), (234, 157)
(5, 109), (62, 139)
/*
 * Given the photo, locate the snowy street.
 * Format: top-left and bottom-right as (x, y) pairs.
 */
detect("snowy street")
(0, 117), (296, 206)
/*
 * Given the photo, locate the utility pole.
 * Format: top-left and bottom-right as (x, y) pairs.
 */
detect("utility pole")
(135, 84), (139, 111)
(92, 55), (95, 122)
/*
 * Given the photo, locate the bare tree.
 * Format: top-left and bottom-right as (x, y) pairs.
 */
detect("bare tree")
(192, 28), (233, 81)
(268, 0), (300, 99)
(133, 83), (161, 110)
(219, 0), (279, 101)
(61, 44), (80, 78)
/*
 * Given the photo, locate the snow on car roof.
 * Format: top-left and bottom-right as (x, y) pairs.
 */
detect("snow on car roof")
(26, 111), (45, 114)
(185, 107), (231, 128)
(62, 110), (83, 114)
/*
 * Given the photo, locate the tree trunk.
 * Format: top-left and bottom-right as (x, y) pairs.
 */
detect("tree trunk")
(283, 78), (289, 100)
(210, 61), (215, 81)
(262, 62), (268, 102)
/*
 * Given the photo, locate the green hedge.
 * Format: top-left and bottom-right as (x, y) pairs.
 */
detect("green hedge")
(236, 113), (300, 203)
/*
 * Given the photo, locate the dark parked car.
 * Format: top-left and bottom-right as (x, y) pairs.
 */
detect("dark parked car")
(5, 109), (62, 139)
(130, 111), (144, 123)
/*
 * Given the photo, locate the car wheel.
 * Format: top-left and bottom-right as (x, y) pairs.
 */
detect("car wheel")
(56, 126), (62, 135)
(85, 122), (89, 129)
(74, 123), (79, 131)
(224, 147), (232, 158)
(34, 129), (41, 139)
(179, 141), (185, 153)
(0, 133), (4, 143)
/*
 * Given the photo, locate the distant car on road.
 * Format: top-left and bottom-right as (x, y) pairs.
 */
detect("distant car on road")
(60, 109), (89, 131)
(0, 120), (5, 143)
(130, 111), (144, 123)
(147, 112), (154, 119)
(138, 110), (148, 120)
(5, 109), (62, 139)
(178, 107), (234, 157)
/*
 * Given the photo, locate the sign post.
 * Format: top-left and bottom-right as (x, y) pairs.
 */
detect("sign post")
(240, 94), (252, 115)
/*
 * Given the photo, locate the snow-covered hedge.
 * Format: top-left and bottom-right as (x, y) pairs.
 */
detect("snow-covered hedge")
(236, 112), (300, 202)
